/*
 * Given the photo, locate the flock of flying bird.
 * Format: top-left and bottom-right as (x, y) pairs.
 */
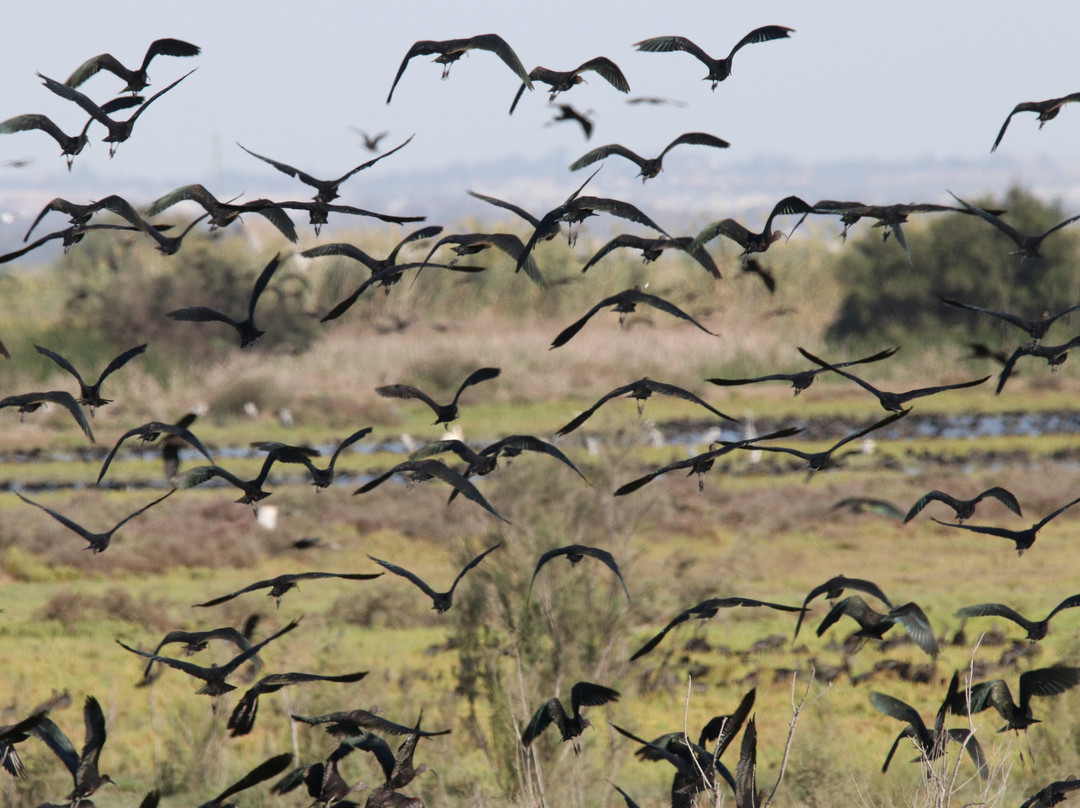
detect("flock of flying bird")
(1, 24), (1079, 808)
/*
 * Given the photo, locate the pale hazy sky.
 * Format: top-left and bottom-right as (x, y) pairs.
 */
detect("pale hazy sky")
(2, 1), (1078, 201)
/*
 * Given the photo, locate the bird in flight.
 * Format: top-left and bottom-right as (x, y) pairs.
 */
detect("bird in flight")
(634, 26), (794, 89)
(386, 34), (533, 104)
(991, 92), (1080, 152)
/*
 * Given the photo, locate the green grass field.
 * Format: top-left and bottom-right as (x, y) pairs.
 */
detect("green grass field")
(2, 219), (1080, 808)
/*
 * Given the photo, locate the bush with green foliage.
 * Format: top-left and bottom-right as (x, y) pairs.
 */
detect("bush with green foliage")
(826, 187), (1080, 351)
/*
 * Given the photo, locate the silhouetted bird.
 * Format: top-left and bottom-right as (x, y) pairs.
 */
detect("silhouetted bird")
(368, 542), (502, 613)
(468, 168), (599, 246)
(580, 233), (721, 279)
(691, 196), (813, 256)
(173, 450), (291, 508)
(376, 367), (500, 425)
(904, 487), (1021, 523)
(40, 69), (195, 156)
(64, 38), (201, 94)
(547, 104), (594, 139)
(631, 597), (801, 660)
(354, 459), (509, 522)
(529, 544), (629, 602)
(612, 722), (735, 805)
(353, 128), (389, 152)
(940, 296), (1080, 346)
(569, 132), (729, 181)
(1020, 777), (1080, 808)
(634, 27), (794, 89)
(14, 489), (173, 554)
(146, 184), (298, 242)
(871, 671), (987, 778)
(0, 709), (47, 778)
(557, 377), (738, 436)
(168, 253), (281, 347)
(509, 57), (629, 113)
(741, 257), (776, 293)
(138, 211), (210, 255)
(194, 753), (293, 808)
(138, 625), (262, 687)
(817, 596), (938, 657)
(829, 498), (905, 520)
(195, 571), (383, 609)
(0, 391), (93, 442)
(386, 34), (533, 103)
(238, 136), (413, 204)
(946, 667), (1080, 731)
(798, 347), (990, 412)
(522, 681), (620, 753)
(707, 347), (898, 395)
(632, 688), (754, 808)
(991, 92), (1080, 152)
(409, 434), (588, 488)
(97, 420), (214, 485)
(349, 712), (437, 790)
(966, 342), (1011, 367)
(116, 619), (300, 695)
(419, 231), (545, 288)
(517, 194), (671, 269)
(33, 696), (115, 800)
(267, 428), (373, 489)
(794, 575), (894, 641)
(932, 494), (1080, 555)
(303, 225), (449, 315)
(949, 191), (1080, 260)
(614, 427), (802, 495)
(0, 95), (143, 169)
(996, 335), (1080, 394)
(24, 195), (144, 243)
(955, 594), (1080, 641)
(34, 343), (145, 412)
(228, 671), (369, 736)
(550, 286), (717, 348)
(292, 709), (451, 740)
(804, 200), (1002, 262)
(277, 199), (425, 236)
(737, 410), (909, 478)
